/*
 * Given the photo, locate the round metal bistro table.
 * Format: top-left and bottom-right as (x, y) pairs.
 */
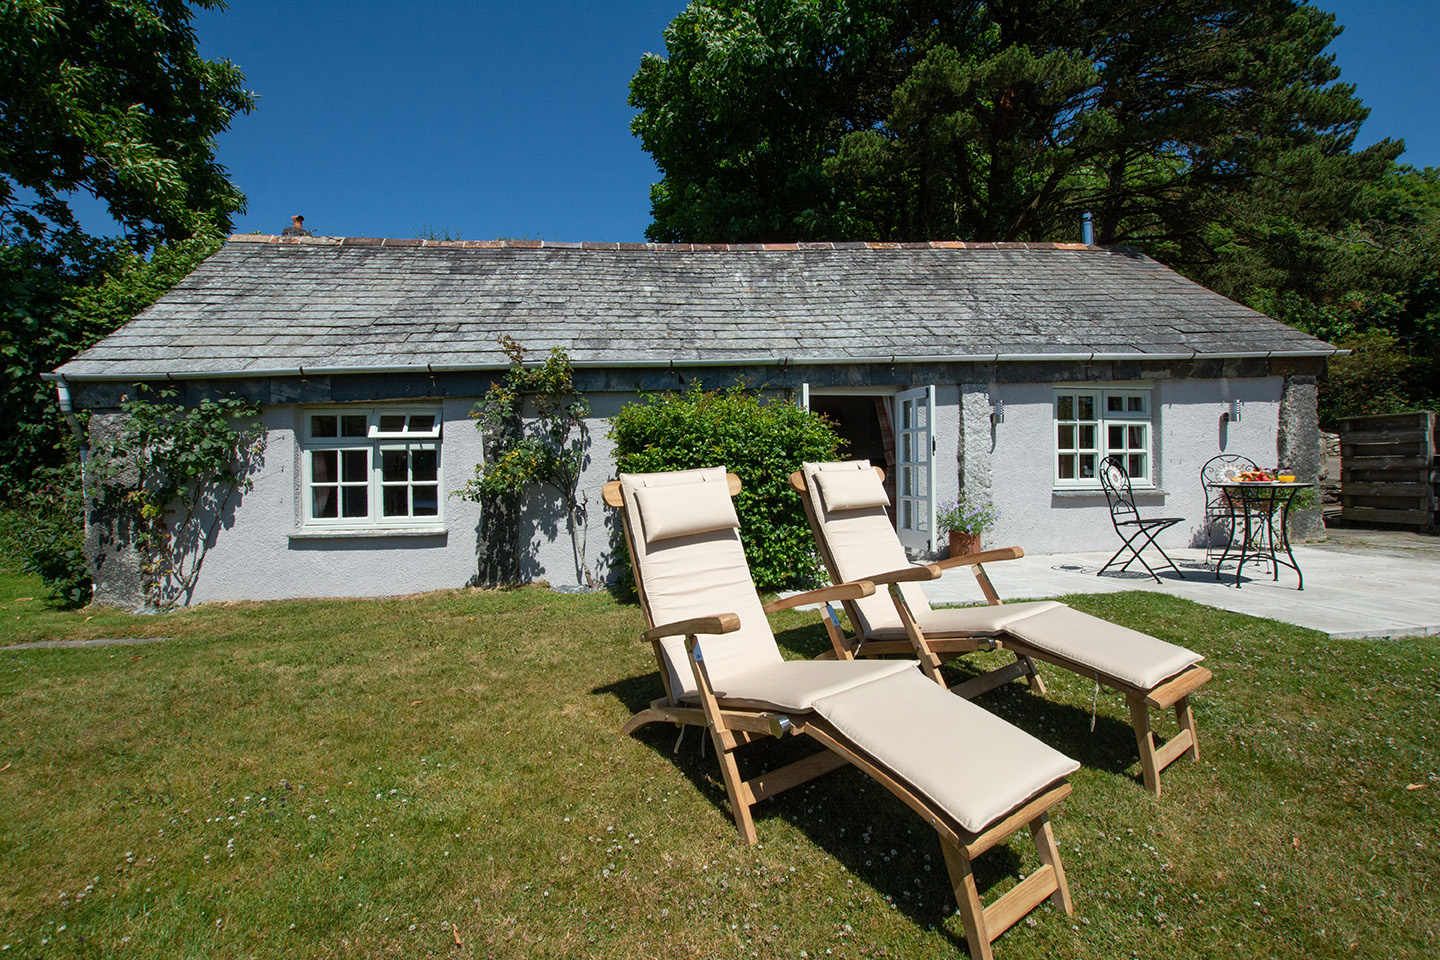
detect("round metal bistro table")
(1209, 481), (1313, 590)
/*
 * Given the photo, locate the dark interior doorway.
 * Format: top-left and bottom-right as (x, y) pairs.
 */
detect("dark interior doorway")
(809, 394), (898, 517)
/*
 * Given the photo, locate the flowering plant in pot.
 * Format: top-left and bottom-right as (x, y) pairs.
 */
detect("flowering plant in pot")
(936, 493), (999, 556)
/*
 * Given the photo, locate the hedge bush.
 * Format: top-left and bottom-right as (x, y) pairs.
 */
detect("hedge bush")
(0, 465), (91, 606)
(609, 384), (845, 591)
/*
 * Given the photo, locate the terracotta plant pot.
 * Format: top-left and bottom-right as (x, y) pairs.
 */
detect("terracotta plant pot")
(948, 530), (981, 557)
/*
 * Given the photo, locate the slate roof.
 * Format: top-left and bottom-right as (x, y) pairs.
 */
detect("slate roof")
(56, 235), (1336, 380)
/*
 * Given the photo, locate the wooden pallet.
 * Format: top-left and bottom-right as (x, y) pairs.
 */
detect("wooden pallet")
(1337, 411), (1438, 532)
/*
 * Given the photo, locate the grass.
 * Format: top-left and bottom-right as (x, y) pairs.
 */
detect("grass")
(1, 558), (1437, 959)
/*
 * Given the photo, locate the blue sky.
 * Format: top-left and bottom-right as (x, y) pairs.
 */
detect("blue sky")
(107, 1), (1440, 243)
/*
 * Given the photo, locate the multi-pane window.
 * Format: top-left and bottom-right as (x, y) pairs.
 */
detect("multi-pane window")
(303, 409), (441, 526)
(1054, 389), (1153, 487)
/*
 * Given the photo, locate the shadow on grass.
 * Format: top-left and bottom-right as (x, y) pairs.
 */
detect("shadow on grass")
(593, 669), (1035, 951)
(771, 622), (836, 660)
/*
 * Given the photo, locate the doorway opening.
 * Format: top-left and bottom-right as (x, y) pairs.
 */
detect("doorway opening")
(808, 393), (898, 523)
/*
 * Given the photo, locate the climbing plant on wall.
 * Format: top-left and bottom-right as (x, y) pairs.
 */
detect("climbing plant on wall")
(459, 336), (594, 586)
(93, 385), (264, 608)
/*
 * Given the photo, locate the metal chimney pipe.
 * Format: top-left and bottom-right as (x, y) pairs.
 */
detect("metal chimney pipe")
(1081, 211), (1094, 245)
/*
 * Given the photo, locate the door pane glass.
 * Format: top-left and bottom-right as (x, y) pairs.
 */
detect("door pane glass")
(1058, 425), (1076, 450)
(902, 500), (913, 528)
(1079, 425), (1095, 449)
(901, 468), (913, 496)
(341, 415), (368, 437)
(342, 487), (368, 518)
(902, 434), (912, 461)
(413, 485), (439, 515)
(311, 415), (337, 438)
(313, 487), (337, 518)
(382, 449), (408, 482)
(1078, 396), (1094, 419)
(412, 449), (438, 482)
(1080, 454), (1096, 478)
(1129, 454), (1145, 477)
(901, 402), (913, 430)
(1057, 395), (1074, 420)
(1129, 425), (1145, 447)
(383, 486), (408, 517)
(1058, 456), (1076, 479)
(341, 449), (368, 481)
(1109, 424), (1124, 448)
(312, 450), (336, 483)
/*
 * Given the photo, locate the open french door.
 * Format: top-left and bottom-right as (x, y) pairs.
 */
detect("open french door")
(894, 386), (936, 552)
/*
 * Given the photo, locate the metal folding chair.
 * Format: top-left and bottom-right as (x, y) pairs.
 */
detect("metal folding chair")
(1097, 455), (1183, 582)
(1200, 454), (1258, 568)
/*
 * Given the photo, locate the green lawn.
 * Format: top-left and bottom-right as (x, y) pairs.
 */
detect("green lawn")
(1, 560), (1436, 959)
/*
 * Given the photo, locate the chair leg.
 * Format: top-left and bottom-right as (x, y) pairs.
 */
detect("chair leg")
(941, 841), (994, 960)
(1020, 654), (1047, 695)
(1176, 695), (1199, 762)
(1029, 814), (1073, 914)
(712, 732), (759, 845)
(940, 808), (1072, 960)
(1127, 693), (1162, 797)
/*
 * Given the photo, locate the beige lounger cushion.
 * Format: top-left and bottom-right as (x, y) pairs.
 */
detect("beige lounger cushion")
(814, 468), (891, 512)
(814, 669), (1080, 834)
(1001, 605), (1204, 690)
(708, 658), (916, 712)
(861, 600), (1066, 642)
(621, 468), (781, 701)
(635, 481), (741, 542)
(802, 460), (932, 637)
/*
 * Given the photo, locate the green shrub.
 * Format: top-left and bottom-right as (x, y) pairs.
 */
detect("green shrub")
(609, 384), (845, 591)
(0, 465), (91, 606)
(1320, 329), (1437, 427)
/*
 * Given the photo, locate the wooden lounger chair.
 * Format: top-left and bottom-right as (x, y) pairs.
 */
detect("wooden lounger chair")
(605, 467), (1080, 959)
(791, 460), (1213, 798)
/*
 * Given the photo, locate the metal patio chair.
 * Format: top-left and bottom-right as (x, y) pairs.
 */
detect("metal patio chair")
(1098, 455), (1183, 582)
(1200, 454), (1258, 568)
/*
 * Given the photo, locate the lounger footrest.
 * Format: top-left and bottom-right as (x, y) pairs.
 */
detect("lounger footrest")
(997, 605), (1204, 691)
(810, 669), (1079, 835)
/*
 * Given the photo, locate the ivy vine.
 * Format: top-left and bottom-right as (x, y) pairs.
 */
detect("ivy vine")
(94, 385), (265, 608)
(459, 336), (594, 586)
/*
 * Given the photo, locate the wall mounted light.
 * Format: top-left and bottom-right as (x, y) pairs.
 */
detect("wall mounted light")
(991, 399), (1005, 425)
(1227, 399), (1242, 423)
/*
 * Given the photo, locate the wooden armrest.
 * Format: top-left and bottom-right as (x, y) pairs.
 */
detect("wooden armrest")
(644, 613), (741, 641)
(863, 562), (943, 585)
(933, 546), (1025, 570)
(761, 580), (876, 614)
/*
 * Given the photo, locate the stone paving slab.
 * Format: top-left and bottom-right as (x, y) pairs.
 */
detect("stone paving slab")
(923, 546), (1440, 640)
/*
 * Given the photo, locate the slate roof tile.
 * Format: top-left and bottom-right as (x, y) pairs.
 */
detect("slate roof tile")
(55, 237), (1335, 380)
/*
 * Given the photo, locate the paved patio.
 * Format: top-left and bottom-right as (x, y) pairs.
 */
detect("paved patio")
(923, 527), (1440, 640)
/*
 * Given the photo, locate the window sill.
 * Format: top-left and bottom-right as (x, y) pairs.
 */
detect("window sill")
(1051, 487), (1166, 498)
(289, 526), (448, 541)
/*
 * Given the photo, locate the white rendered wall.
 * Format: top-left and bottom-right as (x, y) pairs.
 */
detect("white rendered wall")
(521, 393), (626, 590)
(188, 398), (489, 602)
(980, 378), (1285, 555)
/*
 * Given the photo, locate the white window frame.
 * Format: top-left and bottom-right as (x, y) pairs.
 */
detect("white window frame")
(1053, 386), (1155, 490)
(300, 407), (444, 529)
